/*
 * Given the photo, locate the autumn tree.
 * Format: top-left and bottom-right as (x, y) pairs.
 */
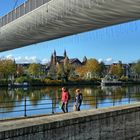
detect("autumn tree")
(85, 59), (101, 78)
(75, 65), (86, 78)
(75, 59), (101, 79)
(109, 63), (124, 78)
(16, 65), (24, 77)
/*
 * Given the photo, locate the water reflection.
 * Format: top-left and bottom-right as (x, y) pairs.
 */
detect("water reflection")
(0, 85), (140, 119)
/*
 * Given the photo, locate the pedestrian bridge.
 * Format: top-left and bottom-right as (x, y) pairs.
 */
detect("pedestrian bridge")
(0, 0), (140, 52)
(1, 103), (140, 140)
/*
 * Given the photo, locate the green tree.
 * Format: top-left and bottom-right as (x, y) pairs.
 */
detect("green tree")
(99, 61), (106, 77)
(48, 64), (57, 80)
(56, 63), (65, 80)
(63, 57), (71, 81)
(0, 59), (16, 81)
(132, 60), (140, 74)
(28, 63), (41, 78)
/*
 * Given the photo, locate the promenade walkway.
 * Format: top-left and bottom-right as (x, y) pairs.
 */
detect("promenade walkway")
(1, 102), (140, 140)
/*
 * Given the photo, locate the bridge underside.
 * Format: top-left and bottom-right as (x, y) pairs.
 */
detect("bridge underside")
(0, 0), (140, 52)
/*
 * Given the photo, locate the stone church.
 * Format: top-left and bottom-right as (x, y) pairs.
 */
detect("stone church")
(46, 50), (87, 79)
(50, 50), (86, 66)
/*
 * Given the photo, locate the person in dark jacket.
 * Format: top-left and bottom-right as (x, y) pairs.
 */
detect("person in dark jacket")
(75, 89), (83, 111)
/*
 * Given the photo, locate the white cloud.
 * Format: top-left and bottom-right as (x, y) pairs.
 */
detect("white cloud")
(0, 54), (120, 65)
(6, 54), (15, 60)
(106, 57), (113, 62)
(0, 55), (49, 64)
(15, 56), (41, 64)
(98, 58), (103, 63)
(105, 58), (114, 64)
(98, 57), (115, 64)
(41, 58), (49, 64)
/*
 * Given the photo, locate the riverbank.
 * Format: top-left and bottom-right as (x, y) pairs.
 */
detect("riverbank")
(1, 79), (140, 88)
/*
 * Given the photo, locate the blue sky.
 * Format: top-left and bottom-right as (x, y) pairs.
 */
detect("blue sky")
(0, 0), (140, 64)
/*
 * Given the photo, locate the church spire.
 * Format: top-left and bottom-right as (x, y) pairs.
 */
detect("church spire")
(54, 50), (56, 57)
(64, 50), (67, 58)
(52, 50), (56, 65)
(50, 53), (53, 64)
(82, 56), (87, 65)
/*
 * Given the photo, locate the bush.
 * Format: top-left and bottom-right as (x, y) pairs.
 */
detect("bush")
(44, 78), (62, 85)
(120, 76), (128, 81)
(15, 76), (30, 83)
(0, 79), (8, 85)
(28, 78), (47, 86)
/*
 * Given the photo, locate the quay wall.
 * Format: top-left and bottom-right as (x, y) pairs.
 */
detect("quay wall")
(1, 103), (140, 140)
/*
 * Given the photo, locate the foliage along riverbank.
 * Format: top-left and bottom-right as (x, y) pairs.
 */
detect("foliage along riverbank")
(1, 78), (140, 88)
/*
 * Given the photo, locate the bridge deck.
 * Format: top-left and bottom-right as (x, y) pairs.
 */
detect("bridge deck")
(0, 0), (140, 52)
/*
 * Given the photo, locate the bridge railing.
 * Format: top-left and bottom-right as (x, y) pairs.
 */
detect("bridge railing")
(0, 0), (50, 27)
(0, 95), (139, 121)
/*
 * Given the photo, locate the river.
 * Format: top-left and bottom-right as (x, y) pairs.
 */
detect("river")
(0, 85), (140, 120)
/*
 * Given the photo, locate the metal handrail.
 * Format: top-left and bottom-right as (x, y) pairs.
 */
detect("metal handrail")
(0, 93), (140, 104)
(0, 94), (139, 120)
(0, 0), (51, 27)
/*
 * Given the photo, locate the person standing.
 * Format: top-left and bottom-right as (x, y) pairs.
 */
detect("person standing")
(61, 87), (69, 113)
(75, 89), (83, 111)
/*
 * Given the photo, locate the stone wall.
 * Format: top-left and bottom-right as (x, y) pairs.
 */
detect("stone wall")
(1, 103), (140, 140)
